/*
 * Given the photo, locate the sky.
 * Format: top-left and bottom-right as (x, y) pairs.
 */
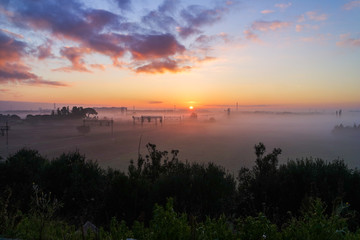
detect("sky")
(0, 0), (359, 109)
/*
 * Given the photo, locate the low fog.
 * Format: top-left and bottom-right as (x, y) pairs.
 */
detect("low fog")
(0, 109), (359, 172)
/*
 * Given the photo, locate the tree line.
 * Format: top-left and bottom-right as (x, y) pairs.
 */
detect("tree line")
(1, 143), (360, 239)
(25, 106), (98, 122)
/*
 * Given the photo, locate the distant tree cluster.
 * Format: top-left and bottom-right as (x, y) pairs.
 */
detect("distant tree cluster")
(333, 123), (360, 134)
(0, 114), (21, 122)
(54, 106), (98, 119)
(1, 143), (360, 239)
(26, 106), (98, 122)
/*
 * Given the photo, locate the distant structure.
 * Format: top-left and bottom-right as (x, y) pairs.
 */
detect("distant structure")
(119, 107), (127, 114)
(336, 109), (342, 117)
(132, 115), (163, 125)
(82, 118), (114, 136)
(164, 115), (182, 122)
(1, 121), (9, 146)
(236, 102), (238, 111)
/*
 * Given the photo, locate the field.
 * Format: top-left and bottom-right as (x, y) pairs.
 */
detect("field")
(1, 110), (359, 171)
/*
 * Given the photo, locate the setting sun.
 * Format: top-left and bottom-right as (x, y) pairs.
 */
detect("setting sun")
(189, 106), (194, 110)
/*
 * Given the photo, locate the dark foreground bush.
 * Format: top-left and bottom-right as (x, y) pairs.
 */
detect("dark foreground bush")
(2, 143), (360, 238)
(2, 194), (360, 240)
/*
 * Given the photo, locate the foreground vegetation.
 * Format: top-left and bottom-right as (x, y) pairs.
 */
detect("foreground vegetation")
(1, 143), (360, 239)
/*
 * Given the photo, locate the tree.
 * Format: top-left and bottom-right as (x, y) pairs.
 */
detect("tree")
(83, 108), (98, 119)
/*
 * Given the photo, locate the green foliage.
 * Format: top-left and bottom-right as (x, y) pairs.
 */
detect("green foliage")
(132, 221), (151, 240)
(149, 198), (190, 240)
(195, 215), (234, 240)
(0, 187), (22, 237)
(15, 185), (63, 240)
(102, 217), (134, 240)
(281, 198), (360, 240)
(238, 213), (279, 240)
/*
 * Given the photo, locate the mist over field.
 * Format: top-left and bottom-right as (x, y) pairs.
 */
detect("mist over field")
(1, 107), (359, 171)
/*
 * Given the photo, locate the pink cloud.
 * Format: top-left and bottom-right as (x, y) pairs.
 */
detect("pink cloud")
(343, 1), (360, 10)
(0, 28), (23, 39)
(261, 10), (275, 14)
(299, 34), (330, 43)
(0, 31), (66, 86)
(296, 24), (319, 32)
(90, 64), (106, 70)
(243, 29), (261, 43)
(252, 21), (291, 32)
(275, 2), (292, 10)
(37, 41), (54, 60)
(0, 63), (67, 86)
(297, 15), (305, 23)
(306, 11), (328, 21)
(336, 34), (360, 47)
(55, 47), (92, 72)
(296, 24), (304, 32)
(135, 58), (191, 74)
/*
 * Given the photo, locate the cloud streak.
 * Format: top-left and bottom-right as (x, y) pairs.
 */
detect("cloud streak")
(337, 34), (360, 47)
(343, 1), (360, 10)
(251, 21), (291, 32)
(306, 11), (328, 21)
(275, 2), (292, 10)
(0, 30), (66, 86)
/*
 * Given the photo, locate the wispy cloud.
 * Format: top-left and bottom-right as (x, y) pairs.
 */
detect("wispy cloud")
(297, 15), (306, 23)
(252, 21), (291, 32)
(306, 11), (328, 21)
(299, 34), (329, 43)
(243, 29), (261, 43)
(148, 101), (163, 104)
(134, 58), (191, 74)
(261, 10), (275, 14)
(0, 30), (66, 86)
(343, 1), (360, 10)
(275, 2), (292, 10)
(336, 33), (360, 47)
(295, 24), (319, 32)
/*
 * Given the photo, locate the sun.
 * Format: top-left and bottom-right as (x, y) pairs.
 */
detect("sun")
(189, 106), (194, 110)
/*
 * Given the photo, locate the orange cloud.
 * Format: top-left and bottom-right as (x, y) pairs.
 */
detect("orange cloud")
(135, 58), (191, 74)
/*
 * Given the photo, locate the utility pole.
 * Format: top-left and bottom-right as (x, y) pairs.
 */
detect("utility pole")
(1, 121), (10, 157)
(1, 121), (9, 146)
